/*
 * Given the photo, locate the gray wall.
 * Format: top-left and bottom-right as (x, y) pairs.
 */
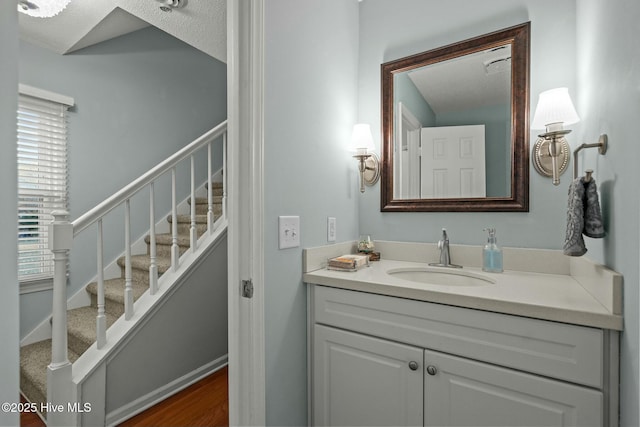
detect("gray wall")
(357, 0), (637, 426)
(264, 0), (360, 424)
(19, 27), (227, 338)
(394, 73), (436, 126)
(576, 1), (640, 425)
(0, 1), (20, 426)
(106, 234), (227, 416)
(358, 0), (577, 247)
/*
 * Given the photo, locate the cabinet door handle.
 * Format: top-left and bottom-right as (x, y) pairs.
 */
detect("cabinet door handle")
(408, 361), (419, 371)
(426, 365), (438, 376)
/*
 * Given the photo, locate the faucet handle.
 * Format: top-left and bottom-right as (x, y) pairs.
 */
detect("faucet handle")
(441, 228), (448, 241)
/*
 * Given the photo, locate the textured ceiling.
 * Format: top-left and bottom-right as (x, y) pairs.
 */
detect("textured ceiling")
(18, 0), (226, 62)
(408, 45), (511, 114)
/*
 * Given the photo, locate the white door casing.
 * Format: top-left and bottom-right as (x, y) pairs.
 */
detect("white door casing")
(420, 125), (486, 198)
(397, 103), (422, 199)
(227, 1), (266, 425)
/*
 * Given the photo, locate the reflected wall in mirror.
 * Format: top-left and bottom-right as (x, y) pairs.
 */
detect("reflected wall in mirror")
(381, 22), (530, 212)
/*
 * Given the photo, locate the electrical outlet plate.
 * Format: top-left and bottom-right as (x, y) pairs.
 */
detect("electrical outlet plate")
(327, 217), (336, 242)
(279, 216), (300, 249)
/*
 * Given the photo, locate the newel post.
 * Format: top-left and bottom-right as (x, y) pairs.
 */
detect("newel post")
(47, 210), (75, 427)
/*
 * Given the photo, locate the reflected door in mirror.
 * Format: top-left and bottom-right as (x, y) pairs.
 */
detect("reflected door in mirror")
(421, 125), (486, 198)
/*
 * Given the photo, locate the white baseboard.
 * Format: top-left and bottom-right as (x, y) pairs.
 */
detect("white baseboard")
(106, 354), (228, 426)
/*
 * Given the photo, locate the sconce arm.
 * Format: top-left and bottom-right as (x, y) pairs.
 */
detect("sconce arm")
(352, 152), (381, 193)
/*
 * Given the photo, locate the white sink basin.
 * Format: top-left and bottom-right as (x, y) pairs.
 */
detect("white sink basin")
(386, 267), (496, 287)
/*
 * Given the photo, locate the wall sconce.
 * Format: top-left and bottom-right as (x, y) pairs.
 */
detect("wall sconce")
(531, 87), (580, 185)
(350, 124), (380, 193)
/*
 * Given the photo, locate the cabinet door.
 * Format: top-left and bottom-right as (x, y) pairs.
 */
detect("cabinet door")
(313, 324), (423, 426)
(424, 350), (603, 427)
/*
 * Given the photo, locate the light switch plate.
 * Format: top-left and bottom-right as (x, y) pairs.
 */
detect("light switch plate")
(327, 217), (336, 242)
(279, 216), (300, 249)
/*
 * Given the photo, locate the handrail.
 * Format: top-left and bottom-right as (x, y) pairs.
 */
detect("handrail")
(73, 120), (228, 235)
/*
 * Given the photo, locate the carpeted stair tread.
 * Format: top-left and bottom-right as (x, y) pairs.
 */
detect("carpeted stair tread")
(21, 339), (81, 416)
(204, 182), (223, 193)
(189, 200), (223, 216)
(67, 306), (119, 356)
(167, 214), (209, 224)
(197, 204), (222, 217)
(145, 232), (192, 248)
(145, 233), (192, 257)
(118, 254), (173, 274)
(85, 278), (149, 306)
(188, 196), (223, 205)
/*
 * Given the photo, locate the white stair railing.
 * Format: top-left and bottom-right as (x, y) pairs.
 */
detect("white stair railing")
(46, 121), (227, 426)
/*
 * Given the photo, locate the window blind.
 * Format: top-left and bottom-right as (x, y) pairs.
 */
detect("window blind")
(17, 92), (70, 282)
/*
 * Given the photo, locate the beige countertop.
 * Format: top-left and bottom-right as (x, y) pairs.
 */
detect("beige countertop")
(303, 241), (623, 331)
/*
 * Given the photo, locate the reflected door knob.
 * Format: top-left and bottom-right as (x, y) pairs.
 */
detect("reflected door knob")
(408, 361), (419, 371)
(426, 365), (438, 376)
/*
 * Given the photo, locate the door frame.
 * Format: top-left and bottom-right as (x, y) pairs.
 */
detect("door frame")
(397, 102), (422, 199)
(227, 1), (266, 425)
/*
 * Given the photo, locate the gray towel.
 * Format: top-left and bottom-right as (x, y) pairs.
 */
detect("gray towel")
(583, 178), (605, 238)
(563, 177), (605, 256)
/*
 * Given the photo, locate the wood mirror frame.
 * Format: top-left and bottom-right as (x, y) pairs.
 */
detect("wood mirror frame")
(381, 22), (530, 212)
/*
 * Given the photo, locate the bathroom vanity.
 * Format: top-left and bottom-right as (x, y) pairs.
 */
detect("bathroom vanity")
(304, 241), (623, 427)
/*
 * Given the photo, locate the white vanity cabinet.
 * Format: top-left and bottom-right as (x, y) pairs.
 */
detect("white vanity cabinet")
(309, 285), (619, 427)
(314, 324), (424, 426)
(423, 349), (602, 426)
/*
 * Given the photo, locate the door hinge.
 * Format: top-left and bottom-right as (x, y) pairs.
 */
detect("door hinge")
(241, 279), (254, 298)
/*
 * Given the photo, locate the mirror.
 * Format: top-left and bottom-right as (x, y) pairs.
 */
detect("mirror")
(381, 22), (530, 212)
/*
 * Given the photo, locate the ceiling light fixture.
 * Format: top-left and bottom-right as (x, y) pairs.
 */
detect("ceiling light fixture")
(156, 0), (186, 11)
(17, 0), (71, 18)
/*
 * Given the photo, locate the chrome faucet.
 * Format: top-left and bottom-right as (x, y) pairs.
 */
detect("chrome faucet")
(429, 228), (462, 268)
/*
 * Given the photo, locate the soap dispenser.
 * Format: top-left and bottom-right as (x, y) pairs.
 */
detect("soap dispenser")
(483, 228), (503, 273)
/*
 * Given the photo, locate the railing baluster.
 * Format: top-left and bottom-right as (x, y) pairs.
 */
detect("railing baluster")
(190, 155), (198, 251)
(222, 131), (227, 221)
(171, 167), (179, 271)
(207, 141), (214, 234)
(149, 183), (158, 295)
(124, 199), (133, 320)
(96, 219), (106, 348)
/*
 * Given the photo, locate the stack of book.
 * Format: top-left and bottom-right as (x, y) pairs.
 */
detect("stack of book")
(327, 254), (370, 272)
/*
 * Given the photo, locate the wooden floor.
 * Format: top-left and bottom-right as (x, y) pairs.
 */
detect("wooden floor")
(19, 396), (45, 427)
(21, 366), (228, 427)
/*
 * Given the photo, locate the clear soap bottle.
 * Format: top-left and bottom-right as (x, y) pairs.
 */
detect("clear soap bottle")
(483, 228), (503, 273)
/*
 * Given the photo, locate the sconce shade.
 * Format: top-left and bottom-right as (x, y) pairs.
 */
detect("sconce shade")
(350, 124), (375, 152)
(531, 87), (580, 129)
(18, 0), (72, 17)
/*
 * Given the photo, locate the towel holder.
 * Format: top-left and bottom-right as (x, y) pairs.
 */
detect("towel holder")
(572, 134), (608, 179)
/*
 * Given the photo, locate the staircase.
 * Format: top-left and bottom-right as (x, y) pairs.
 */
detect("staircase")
(18, 122), (228, 425)
(20, 186), (223, 417)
